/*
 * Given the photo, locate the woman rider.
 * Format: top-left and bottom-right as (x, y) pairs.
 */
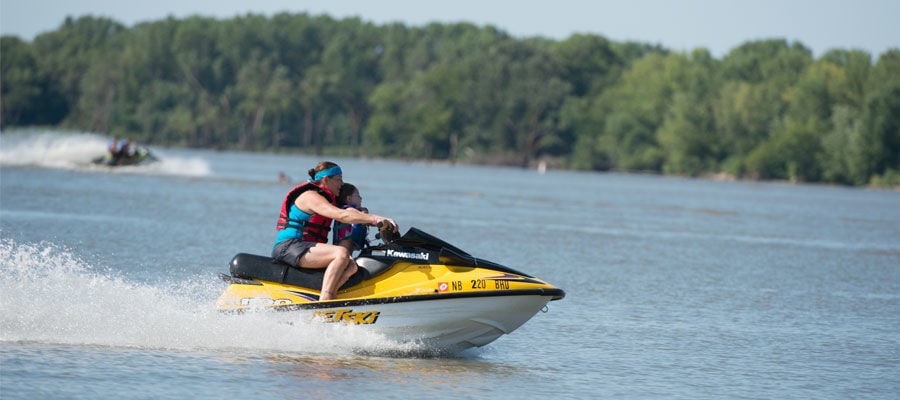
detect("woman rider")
(272, 161), (398, 301)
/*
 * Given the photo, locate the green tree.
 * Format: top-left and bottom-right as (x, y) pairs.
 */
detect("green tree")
(713, 81), (771, 174)
(31, 16), (126, 128)
(318, 19), (382, 153)
(594, 52), (672, 171)
(0, 36), (66, 127)
(656, 49), (720, 175)
(746, 118), (824, 182)
(232, 59), (292, 150)
(553, 34), (621, 97)
(857, 49), (900, 184)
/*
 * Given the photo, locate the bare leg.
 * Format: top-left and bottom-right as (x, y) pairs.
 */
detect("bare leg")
(337, 258), (359, 288)
(335, 240), (359, 288)
(298, 244), (351, 301)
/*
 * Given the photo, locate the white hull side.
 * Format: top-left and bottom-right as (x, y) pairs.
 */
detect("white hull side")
(281, 294), (554, 351)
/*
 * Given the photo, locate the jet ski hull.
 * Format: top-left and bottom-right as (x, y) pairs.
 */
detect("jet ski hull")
(220, 284), (557, 351)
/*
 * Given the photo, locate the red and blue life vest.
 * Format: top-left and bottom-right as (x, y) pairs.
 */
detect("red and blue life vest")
(276, 182), (335, 243)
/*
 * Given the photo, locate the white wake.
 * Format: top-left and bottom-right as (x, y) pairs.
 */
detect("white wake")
(0, 129), (211, 177)
(0, 238), (419, 356)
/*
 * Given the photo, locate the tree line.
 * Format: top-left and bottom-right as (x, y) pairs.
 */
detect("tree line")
(1, 14), (898, 186)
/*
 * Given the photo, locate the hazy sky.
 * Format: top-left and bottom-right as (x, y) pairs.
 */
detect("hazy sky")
(1, 0), (897, 58)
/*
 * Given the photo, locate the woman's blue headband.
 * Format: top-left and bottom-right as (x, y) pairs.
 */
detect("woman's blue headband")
(310, 165), (342, 181)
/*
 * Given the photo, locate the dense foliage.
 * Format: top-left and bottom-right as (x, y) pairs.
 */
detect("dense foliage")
(2, 14), (898, 186)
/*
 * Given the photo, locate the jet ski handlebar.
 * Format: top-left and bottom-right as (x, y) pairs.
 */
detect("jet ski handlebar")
(375, 221), (399, 244)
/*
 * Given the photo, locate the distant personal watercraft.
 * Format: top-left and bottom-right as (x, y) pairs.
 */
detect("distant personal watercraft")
(216, 226), (565, 352)
(92, 146), (157, 166)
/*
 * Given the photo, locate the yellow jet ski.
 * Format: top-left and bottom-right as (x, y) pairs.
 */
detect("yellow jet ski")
(216, 227), (565, 352)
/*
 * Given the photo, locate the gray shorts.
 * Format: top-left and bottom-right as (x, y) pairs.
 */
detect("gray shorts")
(272, 239), (316, 267)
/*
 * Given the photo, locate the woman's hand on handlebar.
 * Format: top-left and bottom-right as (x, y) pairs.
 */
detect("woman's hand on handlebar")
(374, 217), (399, 233)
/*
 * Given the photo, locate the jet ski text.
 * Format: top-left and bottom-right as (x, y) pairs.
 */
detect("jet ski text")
(313, 309), (381, 325)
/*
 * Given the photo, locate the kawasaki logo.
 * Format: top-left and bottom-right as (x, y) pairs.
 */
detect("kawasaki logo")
(371, 249), (431, 261)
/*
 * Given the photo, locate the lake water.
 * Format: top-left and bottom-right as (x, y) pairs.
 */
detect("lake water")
(1, 131), (899, 399)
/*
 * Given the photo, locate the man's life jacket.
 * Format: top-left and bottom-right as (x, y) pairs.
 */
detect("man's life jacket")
(275, 182), (335, 243)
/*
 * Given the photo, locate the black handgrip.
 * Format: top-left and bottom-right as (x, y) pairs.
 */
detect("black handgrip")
(375, 221), (398, 244)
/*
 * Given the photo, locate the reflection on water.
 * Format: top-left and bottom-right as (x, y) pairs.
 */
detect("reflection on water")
(263, 352), (523, 397)
(267, 352), (517, 378)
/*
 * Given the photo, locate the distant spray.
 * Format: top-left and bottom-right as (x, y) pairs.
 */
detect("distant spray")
(0, 129), (211, 177)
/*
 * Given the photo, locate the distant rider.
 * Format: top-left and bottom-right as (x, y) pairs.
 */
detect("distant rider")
(106, 137), (126, 164)
(106, 137), (134, 165)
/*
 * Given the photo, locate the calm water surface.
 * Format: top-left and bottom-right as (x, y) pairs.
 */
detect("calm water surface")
(1, 132), (899, 399)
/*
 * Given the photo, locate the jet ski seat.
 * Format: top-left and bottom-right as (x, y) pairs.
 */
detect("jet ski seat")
(228, 253), (392, 291)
